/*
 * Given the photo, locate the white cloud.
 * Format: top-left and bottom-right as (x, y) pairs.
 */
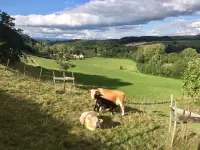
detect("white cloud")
(13, 0), (200, 39)
(14, 0), (200, 28)
(176, 29), (198, 35)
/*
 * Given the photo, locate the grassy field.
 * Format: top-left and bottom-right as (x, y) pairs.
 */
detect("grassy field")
(0, 64), (200, 150)
(29, 56), (182, 102)
(21, 56), (200, 133)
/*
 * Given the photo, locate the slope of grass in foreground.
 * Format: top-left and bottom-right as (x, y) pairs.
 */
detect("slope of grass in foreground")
(31, 56), (182, 101)
(0, 65), (199, 150)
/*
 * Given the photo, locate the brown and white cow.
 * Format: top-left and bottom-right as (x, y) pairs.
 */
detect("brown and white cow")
(80, 111), (103, 130)
(89, 88), (125, 116)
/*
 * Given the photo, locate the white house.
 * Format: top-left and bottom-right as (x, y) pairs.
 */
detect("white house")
(72, 54), (84, 60)
(79, 54), (84, 59)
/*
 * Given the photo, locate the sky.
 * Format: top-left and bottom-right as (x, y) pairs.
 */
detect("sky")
(1, 0), (200, 39)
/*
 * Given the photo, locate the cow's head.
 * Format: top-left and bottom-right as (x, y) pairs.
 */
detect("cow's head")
(97, 118), (103, 128)
(88, 89), (103, 99)
(88, 89), (97, 99)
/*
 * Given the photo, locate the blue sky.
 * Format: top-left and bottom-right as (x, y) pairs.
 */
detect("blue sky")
(1, 0), (200, 39)
(0, 0), (88, 15)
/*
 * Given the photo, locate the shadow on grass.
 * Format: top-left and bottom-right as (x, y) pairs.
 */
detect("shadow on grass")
(125, 106), (143, 114)
(109, 125), (161, 147)
(99, 115), (121, 129)
(11, 62), (132, 90)
(0, 89), (107, 150)
(152, 110), (169, 117)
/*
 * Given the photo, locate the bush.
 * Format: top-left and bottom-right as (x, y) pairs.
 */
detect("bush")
(183, 58), (200, 104)
(59, 61), (76, 70)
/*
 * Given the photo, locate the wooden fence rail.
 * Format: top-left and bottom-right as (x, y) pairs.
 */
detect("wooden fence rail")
(169, 94), (200, 147)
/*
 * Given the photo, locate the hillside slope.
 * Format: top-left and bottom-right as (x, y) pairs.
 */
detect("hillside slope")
(0, 65), (199, 150)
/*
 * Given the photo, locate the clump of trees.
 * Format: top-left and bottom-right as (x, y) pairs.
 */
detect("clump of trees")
(132, 43), (199, 78)
(0, 10), (24, 63)
(183, 58), (200, 104)
(30, 40), (137, 59)
(52, 44), (76, 70)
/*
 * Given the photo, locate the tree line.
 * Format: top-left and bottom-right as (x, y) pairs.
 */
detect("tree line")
(132, 43), (200, 78)
(0, 10), (25, 63)
(31, 40), (137, 59)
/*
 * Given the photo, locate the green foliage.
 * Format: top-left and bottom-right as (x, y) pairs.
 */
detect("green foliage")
(51, 44), (74, 70)
(0, 11), (15, 28)
(0, 11), (24, 63)
(133, 43), (199, 78)
(133, 43), (165, 63)
(183, 58), (200, 103)
(181, 48), (198, 57)
(59, 61), (76, 70)
(33, 40), (137, 59)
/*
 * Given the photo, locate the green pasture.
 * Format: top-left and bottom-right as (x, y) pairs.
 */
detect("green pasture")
(27, 56), (182, 102)
(0, 64), (199, 150)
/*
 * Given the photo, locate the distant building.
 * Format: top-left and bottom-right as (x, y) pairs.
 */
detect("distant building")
(79, 54), (84, 59)
(72, 54), (84, 60)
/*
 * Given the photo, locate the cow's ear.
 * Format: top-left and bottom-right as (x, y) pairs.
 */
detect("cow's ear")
(88, 90), (91, 94)
(99, 119), (103, 123)
(95, 91), (100, 95)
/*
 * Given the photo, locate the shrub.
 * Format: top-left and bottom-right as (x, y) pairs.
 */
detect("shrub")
(183, 58), (200, 104)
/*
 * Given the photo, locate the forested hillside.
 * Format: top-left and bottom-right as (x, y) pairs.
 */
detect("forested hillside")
(132, 43), (200, 78)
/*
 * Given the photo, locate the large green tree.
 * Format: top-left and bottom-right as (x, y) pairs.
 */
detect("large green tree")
(0, 10), (24, 63)
(183, 58), (200, 104)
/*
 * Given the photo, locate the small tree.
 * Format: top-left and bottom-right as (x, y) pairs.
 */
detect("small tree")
(53, 45), (75, 70)
(182, 58), (200, 104)
(0, 10), (24, 63)
(181, 48), (197, 58)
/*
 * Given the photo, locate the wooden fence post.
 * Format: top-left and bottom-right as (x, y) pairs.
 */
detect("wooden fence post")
(171, 100), (177, 147)
(5, 59), (10, 74)
(24, 64), (27, 76)
(6, 59), (9, 68)
(53, 71), (55, 85)
(38, 67), (43, 91)
(63, 71), (66, 92)
(39, 67), (43, 79)
(72, 72), (75, 87)
(53, 71), (56, 92)
(169, 94), (173, 132)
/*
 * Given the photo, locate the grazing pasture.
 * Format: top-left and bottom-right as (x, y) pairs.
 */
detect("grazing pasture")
(29, 56), (183, 101)
(0, 65), (199, 150)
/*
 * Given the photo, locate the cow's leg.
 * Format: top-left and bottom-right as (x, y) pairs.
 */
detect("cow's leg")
(116, 99), (125, 116)
(111, 105), (117, 115)
(121, 104), (125, 116)
(94, 103), (97, 111)
(111, 107), (114, 115)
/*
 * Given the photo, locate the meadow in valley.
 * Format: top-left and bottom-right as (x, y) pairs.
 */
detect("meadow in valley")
(1, 56), (199, 150)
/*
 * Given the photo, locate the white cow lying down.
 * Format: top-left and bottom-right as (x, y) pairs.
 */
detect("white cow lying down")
(80, 111), (103, 130)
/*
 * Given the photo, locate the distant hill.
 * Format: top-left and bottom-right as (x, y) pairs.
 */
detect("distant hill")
(118, 35), (200, 44)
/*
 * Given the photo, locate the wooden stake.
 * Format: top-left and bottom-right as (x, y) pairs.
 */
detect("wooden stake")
(53, 71), (55, 85)
(6, 59), (9, 68)
(72, 72), (75, 87)
(171, 100), (177, 147)
(39, 67), (43, 79)
(169, 94), (173, 132)
(24, 64), (27, 76)
(63, 71), (66, 92)
(53, 71), (56, 93)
